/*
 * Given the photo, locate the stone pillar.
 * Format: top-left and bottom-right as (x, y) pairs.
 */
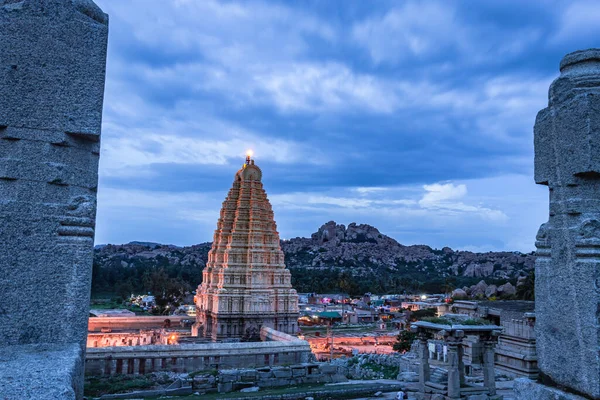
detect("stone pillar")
(458, 341), (465, 386)
(483, 340), (496, 395)
(445, 332), (463, 400)
(0, 1), (108, 398)
(531, 48), (600, 399)
(416, 332), (430, 392)
(145, 358), (153, 374)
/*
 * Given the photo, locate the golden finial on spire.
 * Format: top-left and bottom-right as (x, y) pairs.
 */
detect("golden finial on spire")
(244, 149), (253, 167)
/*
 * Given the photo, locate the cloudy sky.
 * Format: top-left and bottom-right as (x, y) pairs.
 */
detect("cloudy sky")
(93, 0), (599, 252)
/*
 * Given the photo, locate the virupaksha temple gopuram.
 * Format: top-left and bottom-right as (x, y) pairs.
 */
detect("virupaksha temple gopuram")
(193, 152), (300, 341)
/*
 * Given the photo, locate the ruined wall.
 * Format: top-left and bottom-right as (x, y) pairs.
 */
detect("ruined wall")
(0, 0), (108, 398)
(87, 330), (166, 348)
(216, 364), (348, 393)
(88, 316), (189, 332)
(85, 339), (312, 376)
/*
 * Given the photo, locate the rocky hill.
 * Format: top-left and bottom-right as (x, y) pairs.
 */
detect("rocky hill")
(93, 221), (535, 296)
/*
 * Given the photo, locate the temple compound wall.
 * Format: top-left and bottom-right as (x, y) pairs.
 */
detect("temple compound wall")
(87, 330), (167, 348)
(88, 316), (189, 332)
(514, 48), (600, 399)
(0, 1), (108, 399)
(194, 157), (299, 341)
(85, 327), (312, 376)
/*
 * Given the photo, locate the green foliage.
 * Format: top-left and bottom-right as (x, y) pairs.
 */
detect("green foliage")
(409, 308), (436, 321)
(84, 375), (157, 397)
(516, 270), (535, 300)
(393, 330), (416, 353)
(92, 245), (198, 311)
(360, 362), (399, 379)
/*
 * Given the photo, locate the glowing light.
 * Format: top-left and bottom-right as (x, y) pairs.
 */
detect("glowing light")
(246, 149), (254, 158)
(420, 295), (427, 300)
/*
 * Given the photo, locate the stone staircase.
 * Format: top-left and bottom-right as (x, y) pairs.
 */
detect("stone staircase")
(429, 367), (448, 384)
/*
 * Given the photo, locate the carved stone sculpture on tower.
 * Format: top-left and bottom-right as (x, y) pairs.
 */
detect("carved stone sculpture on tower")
(515, 49), (600, 400)
(193, 154), (299, 341)
(0, 1), (108, 398)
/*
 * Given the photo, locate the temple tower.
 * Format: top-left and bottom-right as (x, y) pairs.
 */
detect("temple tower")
(193, 153), (299, 341)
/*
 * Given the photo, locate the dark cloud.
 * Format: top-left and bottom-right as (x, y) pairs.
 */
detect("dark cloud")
(93, 0), (589, 250)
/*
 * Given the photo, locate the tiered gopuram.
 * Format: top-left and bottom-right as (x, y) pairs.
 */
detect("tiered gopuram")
(193, 153), (299, 341)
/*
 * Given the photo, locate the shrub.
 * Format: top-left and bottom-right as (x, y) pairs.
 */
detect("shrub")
(393, 330), (416, 353)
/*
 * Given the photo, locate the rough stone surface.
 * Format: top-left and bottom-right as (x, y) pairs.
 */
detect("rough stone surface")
(514, 378), (588, 400)
(451, 288), (468, 299)
(0, 343), (82, 400)
(397, 371), (419, 382)
(0, 0), (107, 133)
(531, 48), (600, 399)
(496, 282), (516, 296)
(0, 0), (108, 398)
(216, 363), (347, 393)
(470, 280), (488, 297)
(484, 285), (498, 298)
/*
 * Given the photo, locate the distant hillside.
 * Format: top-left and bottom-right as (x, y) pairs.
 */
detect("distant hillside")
(92, 221), (535, 296)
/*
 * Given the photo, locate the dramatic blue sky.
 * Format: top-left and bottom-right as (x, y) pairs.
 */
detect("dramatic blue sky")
(93, 0), (599, 252)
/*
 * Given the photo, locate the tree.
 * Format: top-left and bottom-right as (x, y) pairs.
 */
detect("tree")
(409, 308), (436, 322)
(517, 270), (535, 300)
(393, 330), (416, 353)
(441, 277), (457, 295)
(115, 279), (134, 301)
(142, 267), (192, 314)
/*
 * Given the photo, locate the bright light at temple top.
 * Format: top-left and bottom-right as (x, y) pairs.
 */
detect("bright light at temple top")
(246, 149), (254, 158)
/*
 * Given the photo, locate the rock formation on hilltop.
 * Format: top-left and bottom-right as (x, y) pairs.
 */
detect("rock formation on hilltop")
(285, 221), (533, 274)
(92, 221), (535, 296)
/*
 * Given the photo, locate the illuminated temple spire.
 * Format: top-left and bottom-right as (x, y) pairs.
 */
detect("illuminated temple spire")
(193, 152), (299, 341)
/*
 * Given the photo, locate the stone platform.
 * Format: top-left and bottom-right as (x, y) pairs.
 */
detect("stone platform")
(514, 378), (589, 400)
(414, 394), (503, 400)
(0, 343), (83, 400)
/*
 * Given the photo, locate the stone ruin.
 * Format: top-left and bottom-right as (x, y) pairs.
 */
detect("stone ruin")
(0, 0), (108, 399)
(411, 320), (503, 400)
(514, 49), (600, 399)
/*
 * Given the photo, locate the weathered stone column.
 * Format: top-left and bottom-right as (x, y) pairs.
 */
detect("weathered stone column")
(483, 340), (496, 395)
(529, 48), (600, 399)
(445, 331), (463, 399)
(0, 1), (108, 398)
(458, 341), (465, 386)
(416, 332), (431, 392)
